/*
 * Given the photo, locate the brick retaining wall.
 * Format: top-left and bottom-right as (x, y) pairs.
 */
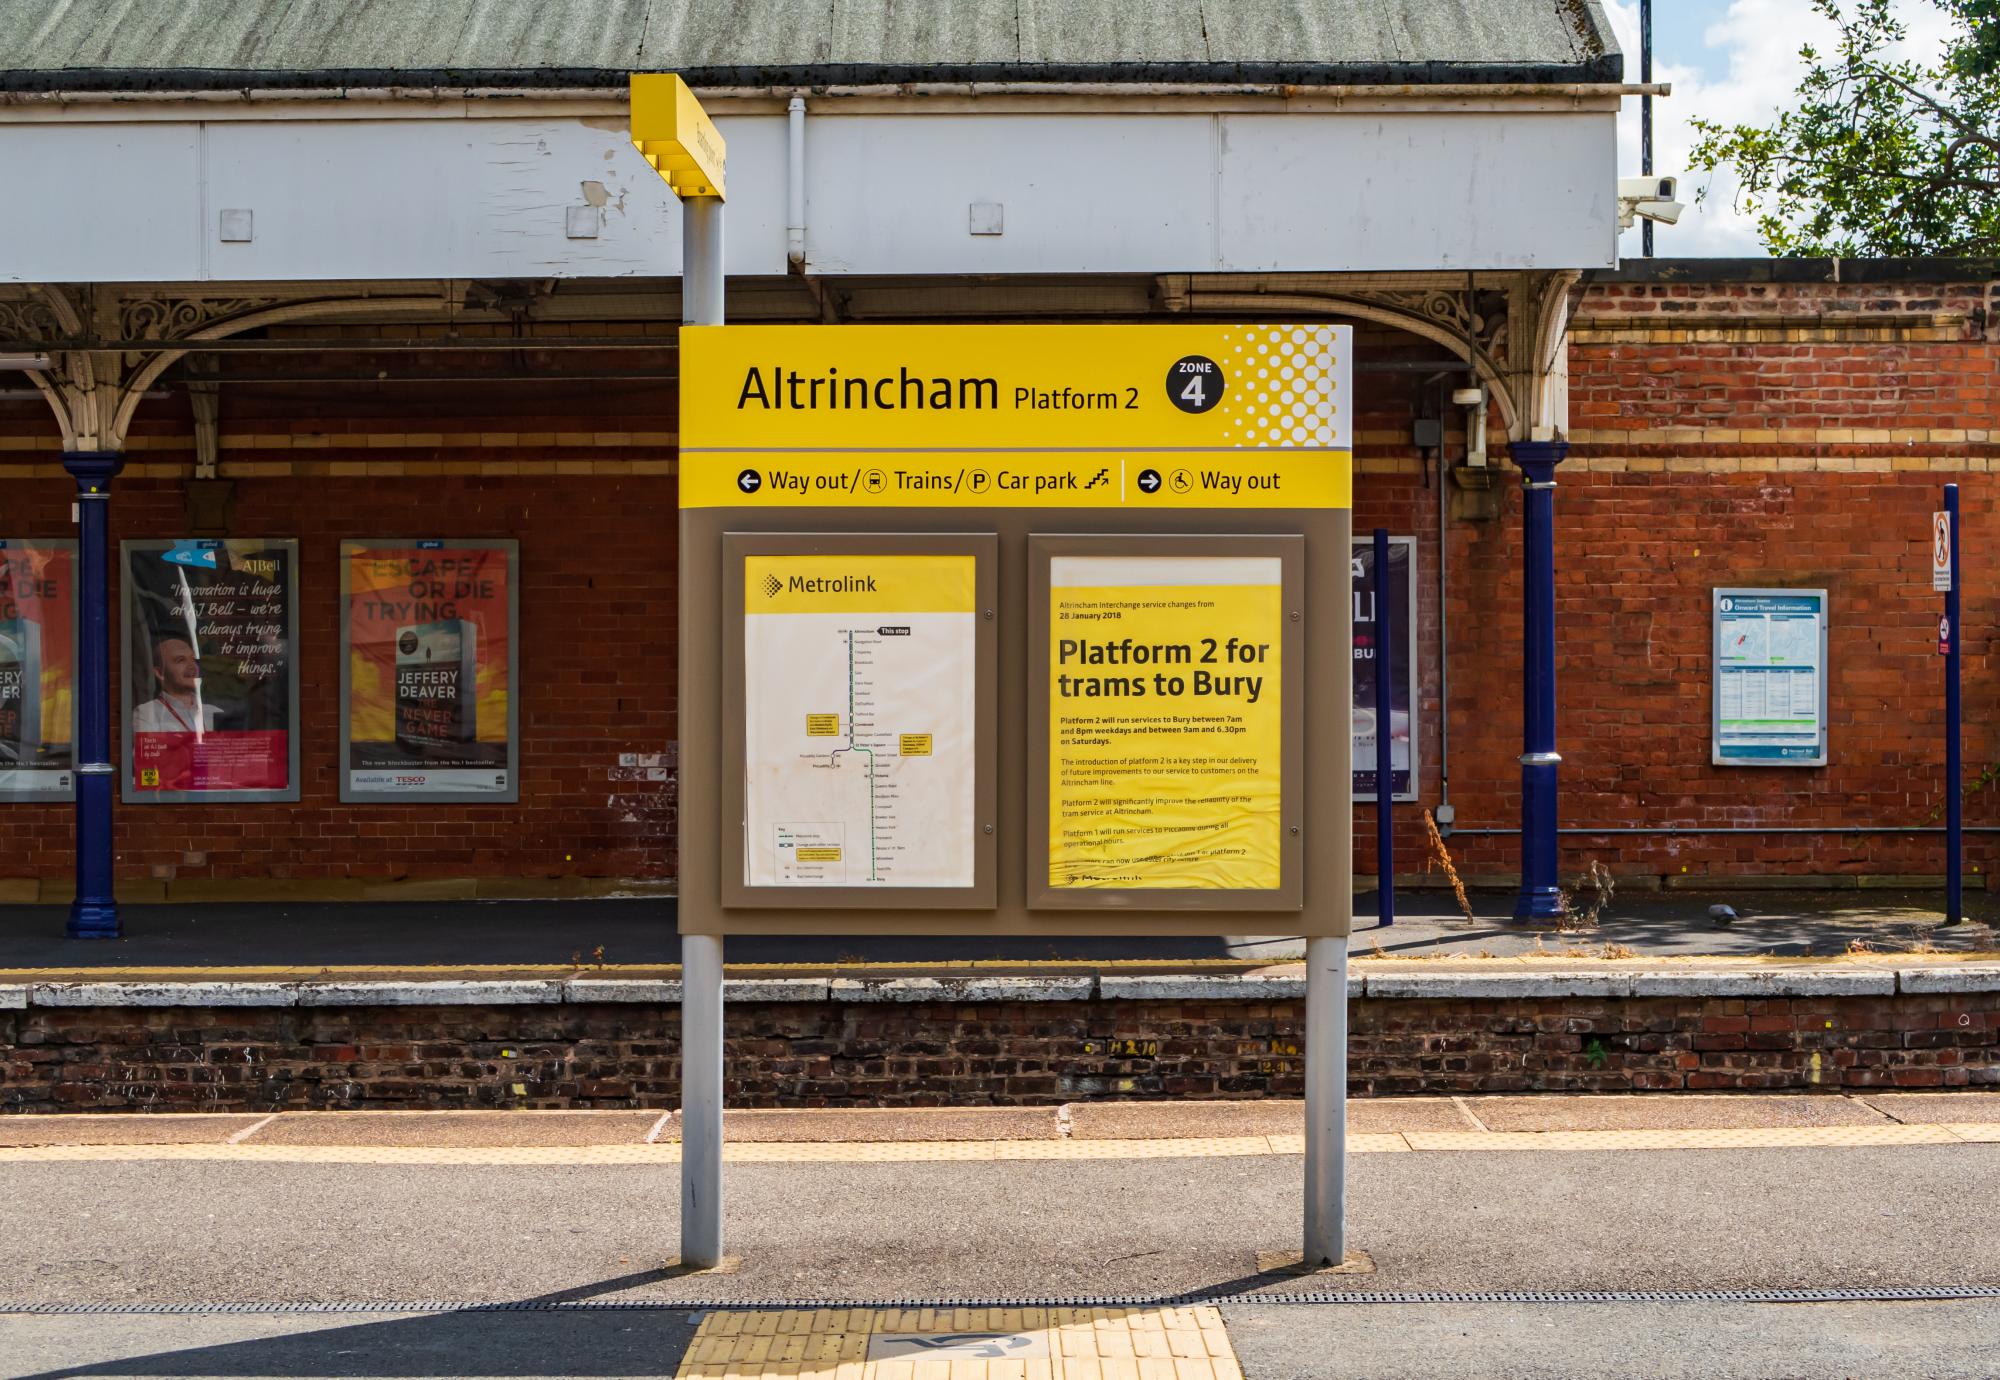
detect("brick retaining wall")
(4, 973), (1993, 1112)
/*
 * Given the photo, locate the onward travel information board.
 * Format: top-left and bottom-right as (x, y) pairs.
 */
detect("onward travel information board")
(679, 323), (1351, 937)
(1713, 588), (1828, 766)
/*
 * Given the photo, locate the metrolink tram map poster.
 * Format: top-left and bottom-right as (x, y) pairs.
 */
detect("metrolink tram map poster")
(1047, 555), (1285, 891)
(0, 540), (76, 801)
(741, 554), (978, 888)
(121, 539), (299, 803)
(340, 541), (519, 802)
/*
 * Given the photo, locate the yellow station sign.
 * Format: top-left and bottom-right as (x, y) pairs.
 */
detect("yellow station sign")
(630, 74), (726, 200)
(678, 324), (1353, 510)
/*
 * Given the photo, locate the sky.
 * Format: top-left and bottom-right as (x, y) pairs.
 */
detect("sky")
(1604, 0), (1962, 257)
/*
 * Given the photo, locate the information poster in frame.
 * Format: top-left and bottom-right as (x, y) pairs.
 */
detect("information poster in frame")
(1351, 535), (1417, 801)
(0, 539), (77, 802)
(1713, 587), (1828, 766)
(121, 538), (300, 803)
(340, 539), (520, 803)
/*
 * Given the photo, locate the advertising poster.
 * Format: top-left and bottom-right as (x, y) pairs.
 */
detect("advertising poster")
(0, 540), (76, 801)
(1352, 536), (1417, 800)
(341, 540), (519, 802)
(1714, 588), (1828, 766)
(742, 553), (977, 887)
(122, 539), (299, 802)
(1048, 555), (1283, 890)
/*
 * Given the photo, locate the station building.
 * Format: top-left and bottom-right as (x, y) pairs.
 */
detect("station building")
(0, 0), (1994, 916)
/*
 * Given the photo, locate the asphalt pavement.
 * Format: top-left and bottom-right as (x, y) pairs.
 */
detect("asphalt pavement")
(3, 1133), (1997, 1377)
(2, 1147), (1994, 1303)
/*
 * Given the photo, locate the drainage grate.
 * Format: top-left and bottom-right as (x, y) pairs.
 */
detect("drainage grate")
(6, 1287), (2000, 1314)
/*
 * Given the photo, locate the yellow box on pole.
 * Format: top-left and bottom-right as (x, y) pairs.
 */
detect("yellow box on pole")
(629, 73), (726, 201)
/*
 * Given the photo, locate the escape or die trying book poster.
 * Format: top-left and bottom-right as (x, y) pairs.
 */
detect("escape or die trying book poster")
(341, 540), (518, 802)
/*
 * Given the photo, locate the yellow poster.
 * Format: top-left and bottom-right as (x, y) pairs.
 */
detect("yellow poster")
(1048, 556), (1283, 890)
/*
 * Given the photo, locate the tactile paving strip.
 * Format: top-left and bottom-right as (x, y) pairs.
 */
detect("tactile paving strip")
(675, 1306), (1244, 1379)
(0, 1125), (1992, 1165)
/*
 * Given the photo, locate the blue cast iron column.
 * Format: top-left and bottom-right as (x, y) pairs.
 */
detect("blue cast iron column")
(1512, 439), (1568, 922)
(63, 452), (122, 940)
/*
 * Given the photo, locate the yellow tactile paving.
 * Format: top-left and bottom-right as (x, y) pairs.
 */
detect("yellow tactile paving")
(1402, 1123), (1972, 1153)
(674, 1306), (1245, 1380)
(0, 1125), (1993, 1165)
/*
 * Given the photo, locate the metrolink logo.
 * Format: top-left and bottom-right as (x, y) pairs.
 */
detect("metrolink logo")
(770, 573), (878, 597)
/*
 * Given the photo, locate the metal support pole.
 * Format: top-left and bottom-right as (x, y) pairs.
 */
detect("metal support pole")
(1945, 483), (1964, 925)
(1513, 441), (1568, 922)
(1302, 934), (1350, 1267)
(1373, 529), (1394, 927)
(680, 931), (726, 1267)
(679, 190), (726, 1267)
(62, 453), (122, 940)
(1641, 0), (1655, 258)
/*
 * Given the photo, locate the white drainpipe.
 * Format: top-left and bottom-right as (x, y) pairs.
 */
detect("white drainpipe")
(786, 96), (806, 270)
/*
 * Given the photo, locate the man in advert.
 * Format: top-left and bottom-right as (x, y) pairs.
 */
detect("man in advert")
(131, 635), (225, 735)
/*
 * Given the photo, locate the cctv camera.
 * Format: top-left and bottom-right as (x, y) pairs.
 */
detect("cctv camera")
(1619, 175), (1678, 201)
(1616, 174), (1686, 228)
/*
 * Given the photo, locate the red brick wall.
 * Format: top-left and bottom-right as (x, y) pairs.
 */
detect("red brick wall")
(0, 461), (681, 886)
(1361, 273), (2000, 884)
(2, 272), (1997, 887)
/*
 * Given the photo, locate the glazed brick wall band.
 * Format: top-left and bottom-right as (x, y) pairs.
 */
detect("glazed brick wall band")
(3, 989), (1993, 1111)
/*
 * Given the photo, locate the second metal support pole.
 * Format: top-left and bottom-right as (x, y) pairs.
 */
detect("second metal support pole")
(1302, 934), (1350, 1267)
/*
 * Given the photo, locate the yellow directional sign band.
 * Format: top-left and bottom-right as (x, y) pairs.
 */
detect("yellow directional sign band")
(630, 74), (726, 200)
(679, 449), (1351, 509)
(678, 324), (1353, 509)
(681, 324), (1350, 452)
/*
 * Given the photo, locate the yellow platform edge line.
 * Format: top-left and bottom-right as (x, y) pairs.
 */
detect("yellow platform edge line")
(0, 1125), (1994, 1164)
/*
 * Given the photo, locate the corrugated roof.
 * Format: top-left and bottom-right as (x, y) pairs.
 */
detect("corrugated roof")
(0, 0), (1622, 91)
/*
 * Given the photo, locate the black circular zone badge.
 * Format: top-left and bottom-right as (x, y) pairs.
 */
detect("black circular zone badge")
(1166, 355), (1225, 413)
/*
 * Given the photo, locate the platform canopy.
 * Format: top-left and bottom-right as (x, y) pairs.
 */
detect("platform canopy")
(2, 0), (1619, 90)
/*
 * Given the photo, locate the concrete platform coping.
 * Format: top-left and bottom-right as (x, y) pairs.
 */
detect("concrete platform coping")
(0, 963), (1994, 1008)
